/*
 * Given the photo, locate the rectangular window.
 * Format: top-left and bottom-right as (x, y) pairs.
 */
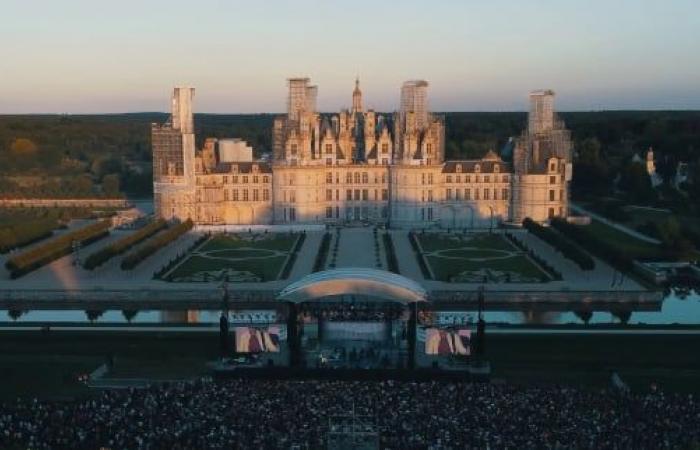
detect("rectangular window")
(242, 176), (248, 184)
(502, 188), (508, 200)
(428, 207), (433, 220)
(475, 189), (480, 200)
(381, 143), (388, 153)
(335, 206), (339, 218)
(560, 190), (564, 200)
(233, 190), (239, 201)
(381, 173), (386, 183)
(253, 176), (259, 184)
(446, 175), (452, 183)
(484, 189), (490, 200)
(502, 175), (508, 183)
(550, 176), (556, 184)
(223, 176), (228, 184)
(465, 189), (470, 200)
(346, 173), (352, 184)
(290, 207), (296, 221)
(382, 189), (388, 201)
(382, 158), (388, 165)
(326, 158), (332, 166)
(252, 189), (259, 201)
(362, 172), (368, 184)
(428, 190), (433, 202)
(326, 206), (333, 218)
(456, 189), (461, 200)
(263, 176), (269, 183)
(346, 190), (352, 201)
(325, 143), (333, 154)
(289, 190), (295, 203)
(326, 172), (333, 183)
(548, 207), (555, 218)
(354, 173), (361, 184)
(362, 189), (368, 201)
(549, 190), (555, 201)
(290, 144), (298, 155)
(465, 175), (471, 183)
(484, 175), (490, 183)
(421, 173), (426, 185)
(243, 189), (249, 201)
(336, 189), (339, 201)
(224, 190), (229, 201)
(428, 174), (433, 184)
(326, 189), (333, 201)
(263, 189), (270, 201)
(446, 188), (452, 200)
(354, 189), (360, 200)
(232, 176), (238, 184)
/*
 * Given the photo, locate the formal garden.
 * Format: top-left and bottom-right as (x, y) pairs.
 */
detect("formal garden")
(163, 232), (303, 282)
(412, 231), (550, 283)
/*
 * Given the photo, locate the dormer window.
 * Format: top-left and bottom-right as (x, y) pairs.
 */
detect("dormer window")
(475, 164), (481, 173)
(456, 164), (462, 173)
(382, 143), (389, 154)
(232, 165), (239, 174)
(252, 164), (259, 173)
(325, 144), (333, 154)
(494, 164), (500, 173)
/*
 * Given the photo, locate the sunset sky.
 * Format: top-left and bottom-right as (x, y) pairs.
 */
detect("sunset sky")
(1, 0), (698, 113)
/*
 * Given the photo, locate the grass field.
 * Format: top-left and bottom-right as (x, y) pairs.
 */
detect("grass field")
(417, 233), (548, 283)
(166, 233), (299, 282)
(586, 219), (662, 260)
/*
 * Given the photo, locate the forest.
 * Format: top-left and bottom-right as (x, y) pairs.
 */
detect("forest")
(0, 111), (699, 205)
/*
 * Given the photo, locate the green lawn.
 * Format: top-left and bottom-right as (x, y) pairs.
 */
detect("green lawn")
(167, 232), (300, 282)
(417, 233), (549, 283)
(586, 219), (661, 260)
(418, 233), (514, 252)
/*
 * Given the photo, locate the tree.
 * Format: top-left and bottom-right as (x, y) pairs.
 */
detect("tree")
(121, 309), (138, 323)
(572, 137), (611, 195)
(10, 138), (38, 156)
(102, 173), (121, 197)
(619, 161), (655, 203)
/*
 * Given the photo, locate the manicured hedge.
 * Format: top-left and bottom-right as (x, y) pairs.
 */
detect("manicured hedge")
(408, 232), (432, 280)
(523, 218), (595, 271)
(550, 217), (634, 271)
(280, 232), (306, 279)
(83, 219), (167, 270)
(383, 233), (399, 274)
(0, 220), (55, 253)
(312, 232), (332, 273)
(5, 220), (111, 278)
(120, 219), (193, 270)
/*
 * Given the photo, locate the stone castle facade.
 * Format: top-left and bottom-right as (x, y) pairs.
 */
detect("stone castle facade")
(153, 80), (572, 228)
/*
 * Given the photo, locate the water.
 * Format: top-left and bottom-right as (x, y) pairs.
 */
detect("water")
(2, 291), (699, 326)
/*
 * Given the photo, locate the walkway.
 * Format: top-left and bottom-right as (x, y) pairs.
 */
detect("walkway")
(335, 228), (382, 269)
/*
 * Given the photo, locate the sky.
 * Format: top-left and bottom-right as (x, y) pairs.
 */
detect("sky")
(0, 0), (699, 113)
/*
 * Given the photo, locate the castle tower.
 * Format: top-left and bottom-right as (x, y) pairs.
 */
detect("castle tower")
(352, 77), (363, 114)
(152, 87), (196, 221)
(512, 90), (572, 224)
(528, 90), (555, 134)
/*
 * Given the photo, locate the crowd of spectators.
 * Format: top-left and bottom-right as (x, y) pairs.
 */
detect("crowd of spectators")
(1, 378), (698, 449)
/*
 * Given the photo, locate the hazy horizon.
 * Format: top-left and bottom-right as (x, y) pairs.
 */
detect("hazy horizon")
(1, 0), (699, 114)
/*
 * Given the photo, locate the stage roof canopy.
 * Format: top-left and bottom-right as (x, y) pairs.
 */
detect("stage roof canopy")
(277, 268), (428, 304)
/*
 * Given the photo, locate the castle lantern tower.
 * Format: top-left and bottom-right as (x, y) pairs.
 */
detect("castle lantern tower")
(352, 77), (363, 114)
